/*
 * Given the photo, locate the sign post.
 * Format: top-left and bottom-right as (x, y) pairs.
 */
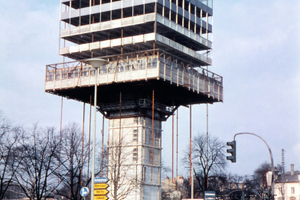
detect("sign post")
(94, 177), (109, 200)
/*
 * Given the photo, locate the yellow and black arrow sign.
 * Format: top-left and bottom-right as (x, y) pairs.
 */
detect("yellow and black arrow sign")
(94, 189), (109, 195)
(94, 196), (108, 200)
(94, 183), (109, 189)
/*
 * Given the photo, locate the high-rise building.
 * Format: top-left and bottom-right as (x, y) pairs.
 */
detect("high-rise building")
(45, 0), (222, 199)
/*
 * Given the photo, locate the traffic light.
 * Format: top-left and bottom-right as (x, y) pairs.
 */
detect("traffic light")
(226, 140), (236, 163)
(263, 189), (271, 200)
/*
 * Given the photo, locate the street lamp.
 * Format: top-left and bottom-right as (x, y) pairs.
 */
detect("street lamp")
(232, 132), (274, 199)
(84, 58), (108, 200)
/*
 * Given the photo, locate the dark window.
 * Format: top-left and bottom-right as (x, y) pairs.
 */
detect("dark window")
(145, 3), (155, 14)
(134, 5), (144, 15)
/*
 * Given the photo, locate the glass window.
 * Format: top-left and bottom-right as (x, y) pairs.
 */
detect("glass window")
(133, 148), (138, 161)
(291, 187), (295, 194)
(133, 129), (138, 142)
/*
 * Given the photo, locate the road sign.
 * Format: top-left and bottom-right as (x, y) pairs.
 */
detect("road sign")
(80, 187), (89, 197)
(94, 196), (108, 200)
(95, 177), (109, 183)
(95, 183), (109, 189)
(94, 178), (109, 200)
(94, 189), (109, 195)
(205, 191), (216, 200)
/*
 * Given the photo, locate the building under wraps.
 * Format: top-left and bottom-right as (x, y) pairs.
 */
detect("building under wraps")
(45, 0), (222, 199)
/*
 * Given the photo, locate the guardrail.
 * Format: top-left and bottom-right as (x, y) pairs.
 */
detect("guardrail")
(45, 50), (222, 102)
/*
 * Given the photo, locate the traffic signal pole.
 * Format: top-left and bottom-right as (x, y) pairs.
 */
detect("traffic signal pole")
(231, 132), (274, 199)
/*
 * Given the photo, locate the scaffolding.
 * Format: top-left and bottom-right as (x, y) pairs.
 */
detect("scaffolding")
(46, 0), (220, 199)
(45, 50), (223, 120)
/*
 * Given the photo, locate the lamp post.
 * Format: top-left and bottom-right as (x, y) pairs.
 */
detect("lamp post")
(191, 162), (194, 199)
(84, 58), (108, 200)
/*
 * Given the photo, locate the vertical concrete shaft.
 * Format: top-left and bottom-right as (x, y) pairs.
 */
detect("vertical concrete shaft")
(107, 116), (162, 200)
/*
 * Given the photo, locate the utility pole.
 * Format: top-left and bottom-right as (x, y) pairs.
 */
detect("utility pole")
(281, 149), (285, 200)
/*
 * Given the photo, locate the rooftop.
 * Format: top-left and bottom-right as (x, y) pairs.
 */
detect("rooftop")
(275, 171), (300, 183)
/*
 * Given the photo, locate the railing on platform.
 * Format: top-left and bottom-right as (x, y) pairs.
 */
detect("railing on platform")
(45, 50), (223, 102)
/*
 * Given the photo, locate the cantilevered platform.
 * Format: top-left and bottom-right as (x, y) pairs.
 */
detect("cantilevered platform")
(45, 50), (222, 120)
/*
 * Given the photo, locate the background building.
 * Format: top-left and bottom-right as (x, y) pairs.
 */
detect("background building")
(275, 164), (300, 200)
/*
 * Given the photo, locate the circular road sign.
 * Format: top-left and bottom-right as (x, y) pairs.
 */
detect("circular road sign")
(80, 187), (89, 197)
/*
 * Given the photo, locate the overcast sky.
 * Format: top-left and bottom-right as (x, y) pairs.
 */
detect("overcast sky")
(0, 0), (299, 177)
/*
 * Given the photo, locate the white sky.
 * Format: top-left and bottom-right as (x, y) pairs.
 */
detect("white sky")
(0, 0), (299, 176)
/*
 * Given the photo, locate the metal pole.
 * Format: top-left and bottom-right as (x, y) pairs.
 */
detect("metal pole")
(172, 112), (174, 184)
(176, 109), (178, 189)
(88, 95), (92, 181)
(242, 190), (245, 200)
(81, 103), (85, 186)
(191, 162), (194, 199)
(151, 89), (155, 181)
(119, 92), (122, 145)
(60, 96), (63, 142)
(91, 68), (99, 200)
(101, 115), (105, 177)
(206, 66), (209, 190)
(281, 149), (285, 200)
(206, 103), (209, 189)
(58, 96), (63, 183)
(234, 132), (274, 198)
(189, 105), (192, 186)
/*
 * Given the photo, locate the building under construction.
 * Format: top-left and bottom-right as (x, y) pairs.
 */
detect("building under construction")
(45, 0), (222, 199)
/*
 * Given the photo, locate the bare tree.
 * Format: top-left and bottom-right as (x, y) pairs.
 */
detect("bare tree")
(108, 132), (143, 200)
(55, 123), (86, 200)
(0, 116), (24, 199)
(14, 125), (61, 200)
(184, 133), (226, 197)
(251, 162), (282, 197)
(0, 113), (109, 200)
(54, 123), (106, 200)
(208, 174), (227, 195)
(225, 173), (245, 190)
(109, 140), (135, 199)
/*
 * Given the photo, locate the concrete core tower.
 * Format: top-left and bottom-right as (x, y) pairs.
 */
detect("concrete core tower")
(45, 0), (222, 199)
